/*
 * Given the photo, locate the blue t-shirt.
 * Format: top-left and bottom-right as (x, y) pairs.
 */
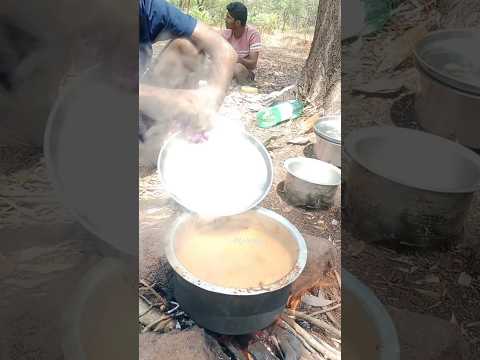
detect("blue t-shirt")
(139, 0), (197, 74)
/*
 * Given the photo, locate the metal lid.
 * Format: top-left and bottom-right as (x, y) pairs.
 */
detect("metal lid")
(158, 124), (273, 218)
(314, 115), (341, 144)
(414, 29), (480, 95)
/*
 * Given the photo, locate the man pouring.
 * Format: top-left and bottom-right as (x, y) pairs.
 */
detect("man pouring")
(139, 0), (237, 159)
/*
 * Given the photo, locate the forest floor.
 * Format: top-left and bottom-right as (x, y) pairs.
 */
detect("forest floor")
(341, 2), (480, 357)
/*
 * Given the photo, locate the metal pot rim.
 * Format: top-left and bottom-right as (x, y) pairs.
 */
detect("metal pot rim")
(414, 29), (480, 96)
(345, 126), (480, 194)
(314, 116), (341, 145)
(165, 207), (307, 296)
(343, 269), (401, 360)
(284, 157), (342, 186)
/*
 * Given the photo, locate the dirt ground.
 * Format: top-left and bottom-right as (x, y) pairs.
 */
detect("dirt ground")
(341, 2), (480, 356)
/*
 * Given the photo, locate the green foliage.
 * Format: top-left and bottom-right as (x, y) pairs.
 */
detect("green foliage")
(170, 0), (319, 34)
(249, 13), (279, 34)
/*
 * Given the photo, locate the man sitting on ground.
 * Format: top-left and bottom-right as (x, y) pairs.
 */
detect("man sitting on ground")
(223, 2), (261, 85)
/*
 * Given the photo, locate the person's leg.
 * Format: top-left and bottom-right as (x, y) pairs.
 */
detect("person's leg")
(233, 63), (254, 85)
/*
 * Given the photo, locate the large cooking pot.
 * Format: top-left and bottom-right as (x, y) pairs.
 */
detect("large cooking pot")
(344, 126), (480, 248)
(314, 115), (341, 167)
(414, 29), (480, 149)
(165, 207), (307, 335)
(343, 270), (400, 360)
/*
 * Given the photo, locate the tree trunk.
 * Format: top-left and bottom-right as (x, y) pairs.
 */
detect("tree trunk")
(297, 0), (341, 114)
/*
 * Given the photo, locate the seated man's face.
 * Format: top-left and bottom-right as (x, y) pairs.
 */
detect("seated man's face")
(225, 13), (236, 30)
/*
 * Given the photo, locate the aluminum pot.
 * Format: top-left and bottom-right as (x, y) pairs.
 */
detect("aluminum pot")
(314, 115), (341, 167)
(284, 157), (341, 209)
(62, 258), (137, 360)
(414, 29), (480, 149)
(344, 126), (480, 248)
(343, 270), (400, 360)
(165, 208), (307, 335)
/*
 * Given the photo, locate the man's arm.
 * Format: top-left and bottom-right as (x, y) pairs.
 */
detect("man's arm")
(238, 52), (259, 71)
(189, 22), (237, 107)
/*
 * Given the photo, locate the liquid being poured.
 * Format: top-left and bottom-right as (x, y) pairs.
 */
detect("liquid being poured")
(174, 212), (298, 289)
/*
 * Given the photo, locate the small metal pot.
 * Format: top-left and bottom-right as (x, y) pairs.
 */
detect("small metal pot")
(284, 157), (341, 209)
(344, 126), (480, 248)
(414, 29), (480, 149)
(165, 208), (307, 335)
(314, 115), (341, 167)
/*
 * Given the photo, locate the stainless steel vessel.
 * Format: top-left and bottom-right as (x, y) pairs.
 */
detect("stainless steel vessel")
(414, 29), (480, 149)
(343, 270), (400, 360)
(314, 115), (341, 167)
(165, 208), (307, 335)
(284, 157), (341, 209)
(344, 126), (480, 248)
(158, 129), (273, 217)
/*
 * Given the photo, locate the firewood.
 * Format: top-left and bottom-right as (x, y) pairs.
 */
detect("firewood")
(285, 309), (341, 339)
(139, 297), (176, 333)
(280, 315), (340, 360)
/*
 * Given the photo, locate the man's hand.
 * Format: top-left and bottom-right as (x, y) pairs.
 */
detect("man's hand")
(139, 84), (222, 135)
(172, 86), (221, 133)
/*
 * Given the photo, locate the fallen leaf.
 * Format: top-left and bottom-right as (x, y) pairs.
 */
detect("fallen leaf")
(299, 113), (322, 133)
(378, 23), (428, 72)
(263, 135), (282, 147)
(302, 294), (335, 308)
(415, 288), (440, 299)
(352, 77), (405, 96)
(287, 136), (310, 145)
(424, 274), (441, 284)
(465, 321), (480, 328)
(389, 256), (414, 266)
(458, 272), (472, 287)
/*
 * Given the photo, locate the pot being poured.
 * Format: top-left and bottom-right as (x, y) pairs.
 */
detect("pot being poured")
(165, 207), (307, 335)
